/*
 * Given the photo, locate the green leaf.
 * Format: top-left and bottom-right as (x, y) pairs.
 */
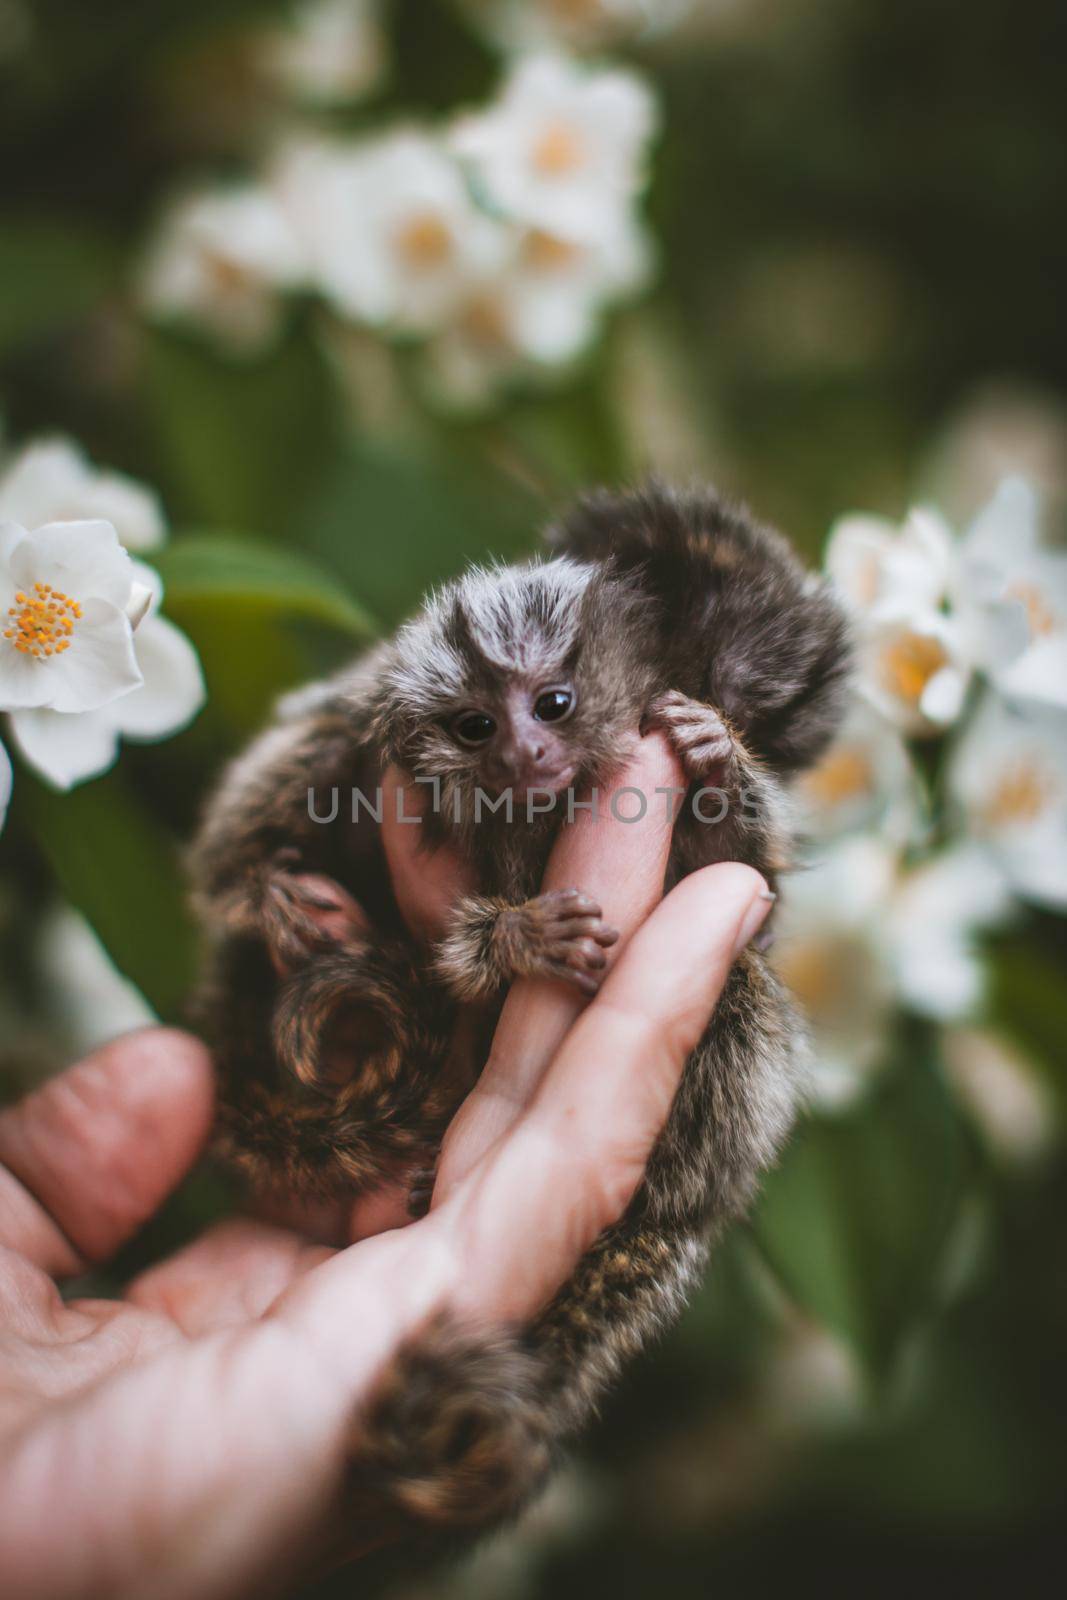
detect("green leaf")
(988, 934), (1067, 1106)
(21, 768), (196, 1021)
(751, 1045), (970, 1384)
(153, 532), (376, 639)
(0, 221), (115, 355)
(142, 324), (341, 538)
(302, 433), (538, 626)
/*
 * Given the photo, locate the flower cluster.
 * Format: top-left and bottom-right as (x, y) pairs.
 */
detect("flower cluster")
(775, 477), (1066, 1121)
(0, 439), (205, 819)
(140, 51), (658, 405)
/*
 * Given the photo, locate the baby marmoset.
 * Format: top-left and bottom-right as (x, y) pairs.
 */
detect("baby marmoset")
(190, 482), (850, 1536)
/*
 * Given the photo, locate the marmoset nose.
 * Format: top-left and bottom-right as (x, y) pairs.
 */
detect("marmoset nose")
(490, 737), (550, 788)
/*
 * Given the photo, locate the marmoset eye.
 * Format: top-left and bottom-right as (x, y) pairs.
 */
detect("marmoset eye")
(452, 711), (497, 746)
(533, 688), (575, 723)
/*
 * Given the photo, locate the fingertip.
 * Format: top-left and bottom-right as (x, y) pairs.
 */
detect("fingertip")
(597, 861), (771, 1029)
(101, 1026), (217, 1141)
(668, 861), (770, 920)
(632, 728), (685, 789)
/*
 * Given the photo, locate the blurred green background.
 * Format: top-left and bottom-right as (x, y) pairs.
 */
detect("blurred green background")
(1, 2), (1065, 1596)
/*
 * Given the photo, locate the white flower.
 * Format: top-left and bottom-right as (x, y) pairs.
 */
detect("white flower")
(825, 507), (973, 734)
(795, 695), (921, 842)
(826, 481), (1067, 734)
(7, 561), (205, 791)
(883, 843), (1013, 1020)
(855, 608), (972, 735)
(0, 520), (142, 713)
(425, 213), (652, 404)
(948, 691), (1067, 911)
(275, 130), (509, 334)
(141, 186), (305, 350)
(825, 506), (953, 620)
(774, 833), (1012, 1106)
(502, 215), (651, 361)
(0, 438), (165, 551)
(258, 0), (386, 106)
(773, 836), (898, 1107)
(954, 477), (1067, 712)
(451, 55), (657, 245)
(0, 737), (11, 832)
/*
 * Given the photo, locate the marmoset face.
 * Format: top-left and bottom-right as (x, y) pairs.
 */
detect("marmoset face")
(381, 556), (649, 809)
(448, 676), (579, 798)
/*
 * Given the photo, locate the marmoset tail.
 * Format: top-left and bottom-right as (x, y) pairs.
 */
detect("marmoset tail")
(189, 481), (851, 1547)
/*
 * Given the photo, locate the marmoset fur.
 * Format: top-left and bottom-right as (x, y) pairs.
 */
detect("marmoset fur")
(190, 482), (850, 1541)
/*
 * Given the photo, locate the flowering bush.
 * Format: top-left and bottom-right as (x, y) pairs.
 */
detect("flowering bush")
(140, 47), (658, 404)
(780, 481), (1065, 1117)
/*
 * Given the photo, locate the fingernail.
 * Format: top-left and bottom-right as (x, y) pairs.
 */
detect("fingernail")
(732, 887), (774, 956)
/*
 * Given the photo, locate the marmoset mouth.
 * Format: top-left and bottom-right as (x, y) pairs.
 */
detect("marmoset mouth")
(498, 767), (576, 802)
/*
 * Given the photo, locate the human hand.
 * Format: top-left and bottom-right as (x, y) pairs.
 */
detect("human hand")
(0, 737), (771, 1600)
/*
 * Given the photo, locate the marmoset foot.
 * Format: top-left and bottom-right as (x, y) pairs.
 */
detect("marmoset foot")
(263, 861), (368, 971)
(503, 887), (619, 997)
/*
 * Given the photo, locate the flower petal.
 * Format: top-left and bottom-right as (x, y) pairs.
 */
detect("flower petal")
(0, 643), (61, 709)
(0, 440), (87, 530)
(112, 615), (205, 739)
(129, 559), (165, 613)
(79, 473), (166, 551)
(0, 518), (27, 569)
(0, 439), (167, 552)
(43, 598), (142, 713)
(996, 633), (1067, 710)
(11, 519), (134, 609)
(8, 706), (120, 790)
(920, 665), (968, 724)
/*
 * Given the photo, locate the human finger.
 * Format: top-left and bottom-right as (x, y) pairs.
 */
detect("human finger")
(0, 1029), (214, 1276)
(431, 732), (683, 1202)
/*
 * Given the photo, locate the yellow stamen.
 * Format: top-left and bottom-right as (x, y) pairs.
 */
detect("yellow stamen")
(522, 229), (583, 272)
(983, 761), (1055, 827)
(5, 580), (81, 660)
(532, 120), (586, 177)
(775, 940), (845, 1017)
(394, 212), (453, 271)
(879, 632), (948, 706)
(1008, 581), (1058, 638)
(802, 746), (875, 809)
(205, 253), (252, 295)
